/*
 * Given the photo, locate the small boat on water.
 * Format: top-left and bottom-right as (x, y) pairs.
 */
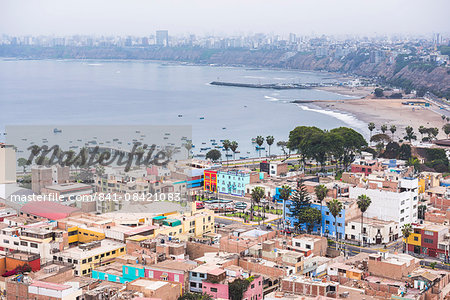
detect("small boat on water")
(53, 128), (62, 133)
(199, 117), (205, 120)
(178, 115), (183, 117)
(256, 146), (265, 150)
(113, 138), (119, 141)
(251, 138), (256, 143)
(136, 130), (140, 133)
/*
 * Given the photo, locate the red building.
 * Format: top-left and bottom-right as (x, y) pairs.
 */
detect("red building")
(350, 160), (382, 176)
(204, 170), (217, 192)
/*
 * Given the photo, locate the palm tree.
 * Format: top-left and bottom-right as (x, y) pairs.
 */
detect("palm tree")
(266, 136), (274, 157)
(404, 126), (417, 144)
(356, 195), (372, 248)
(390, 125), (397, 140)
(230, 141), (238, 160)
(183, 141), (192, 159)
(251, 186), (265, 224)
(327, 199), (343, 250)
(314, 184), (328, 236)
(222, 140), (231, 166)
(368, 122), (375, 145)
(279, 185), (292, 229)
(380, 124), (387, 134)
(17, 158), (29, 173)
(442, 115), (446, 122)
(401, 223), (413, 254)
(418, 126), (426, 141)
(255, 136), (264, 159)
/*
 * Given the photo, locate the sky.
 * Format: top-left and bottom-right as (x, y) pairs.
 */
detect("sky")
(1, 0), (449, 37)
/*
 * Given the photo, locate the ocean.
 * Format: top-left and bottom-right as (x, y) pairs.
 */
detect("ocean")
(0, 59), (367, 158)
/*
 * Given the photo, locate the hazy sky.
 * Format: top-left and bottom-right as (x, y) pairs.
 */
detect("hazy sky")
(1, 0), (449, 37)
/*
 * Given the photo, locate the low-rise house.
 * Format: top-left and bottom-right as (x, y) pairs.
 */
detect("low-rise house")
(126, 278), (182, 300)
(345, 217), (399, 245)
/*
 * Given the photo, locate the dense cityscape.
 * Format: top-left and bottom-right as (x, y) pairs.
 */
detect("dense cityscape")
(1, 0), (450, 299)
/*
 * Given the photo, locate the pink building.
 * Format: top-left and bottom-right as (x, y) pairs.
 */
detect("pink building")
(203, 275), (263, 300)
(144, 260), (197, 290)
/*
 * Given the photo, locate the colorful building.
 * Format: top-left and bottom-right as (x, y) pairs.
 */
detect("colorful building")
(204, 170), (217, 192)
(92, 263), (145, 284)
(217, 170), (260, 197)
(406, 223), (449, 261)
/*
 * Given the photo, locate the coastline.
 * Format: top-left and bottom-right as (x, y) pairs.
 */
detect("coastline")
(312, 98), (447, 140)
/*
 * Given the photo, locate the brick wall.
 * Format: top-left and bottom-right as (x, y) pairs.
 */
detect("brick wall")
(186, 241), (219, 260)
(238, 259), (284, 278)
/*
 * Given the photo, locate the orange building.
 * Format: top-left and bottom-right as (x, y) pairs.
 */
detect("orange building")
(203, 170), (217, 192)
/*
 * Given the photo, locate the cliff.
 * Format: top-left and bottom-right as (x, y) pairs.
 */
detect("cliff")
(1, 45), (449, 97)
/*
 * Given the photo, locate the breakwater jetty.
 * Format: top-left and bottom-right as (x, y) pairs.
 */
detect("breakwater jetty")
(210, 81), (323, 90)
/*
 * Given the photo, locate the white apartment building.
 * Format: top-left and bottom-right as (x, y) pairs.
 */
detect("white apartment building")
(349, 177), (419, 229)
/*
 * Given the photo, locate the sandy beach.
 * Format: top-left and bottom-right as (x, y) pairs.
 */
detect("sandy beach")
(314, 98), (447, 140)
(316, 86), (375, 98)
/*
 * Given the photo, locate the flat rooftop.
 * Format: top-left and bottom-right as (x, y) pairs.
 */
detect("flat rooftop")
(58, 239), (125, 259)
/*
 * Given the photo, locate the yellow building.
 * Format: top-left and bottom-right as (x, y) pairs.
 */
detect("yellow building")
(53, 239), (126, 276)
(67, 226), (105, 246)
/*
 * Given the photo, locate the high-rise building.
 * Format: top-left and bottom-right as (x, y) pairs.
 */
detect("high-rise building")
(156, 30), (169, 47)
(31, 165), (69, 194)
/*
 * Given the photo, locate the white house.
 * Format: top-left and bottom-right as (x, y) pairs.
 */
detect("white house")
(349, 177), (419, 229)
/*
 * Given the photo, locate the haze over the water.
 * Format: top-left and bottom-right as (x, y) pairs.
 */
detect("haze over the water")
(1, 0), (449, 36)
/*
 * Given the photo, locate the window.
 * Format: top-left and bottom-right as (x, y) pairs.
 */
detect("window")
(106, 252), (110, 256)
(95, 255), (99, 259)
(20, 241), (28, 246)
(112, 250), (116, 255)
(251, 284), (255, 289)
(190, 282), (196, 287)
(306, 244), (311, 249)
(68, 258), (72, 263)
(192, 272), (198, 277)
(148, 271), (153, 278)
(120, 248), (124, 252)
(325, 220), (330, 225)
(211, 288), (218, 292)
(351, 225), (355, 230)
(424, 230), (434, 236)
(3, 239), (9, 244)
(88, 258), (92, 262)
(82, 270), (87, 275)
(82, 259), (87, 264)
(13, 241), (19, 246)
(101, 254), (105, 258)
(174, 274), (180, 282)
(424, 238), (433, 244)
(74, 260), (78, 264)
(414, 237), (418, 241)
(337, 223), (342, 227)
(199, 273), (205, 278)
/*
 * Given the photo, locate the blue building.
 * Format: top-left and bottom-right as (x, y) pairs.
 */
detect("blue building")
(217, 170), (261, 197)
(92, 264), (145, 284)
(274, 187), (348, 239)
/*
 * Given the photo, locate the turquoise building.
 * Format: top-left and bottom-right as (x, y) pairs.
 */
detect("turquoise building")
(217, 170), (261, 197)
(92, 264), (145, 284)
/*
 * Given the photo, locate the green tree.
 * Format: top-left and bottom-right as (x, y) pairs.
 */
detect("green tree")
(374, 88), (384, 98)
(401, 223), (413, 253)
(370, 133), (391, 145)
(390, 125), (397, 140)
(330, 127), (367, 171)
(368, 122), (376, 144)
(380, 124), (388, 134)
(443, 123), (450, 138)
(407, 157), (420, 174)
(404, 126), (417, 143)
(178, 293), (213, 300)
(314, 184), (328, 235)
(288, 126), (323, 171)
(289, 180), (311, 232)
(230, 141), (238, 160)
(383, 142), (401, 159)
(327, 199), (343, 249)
(251, 186), (265, 223)
(399, 144), (412, 160)
(255, 136), (264, 159)
(442, 115), (446, 122)
(266, 136), (274, 157)
(229, 278), (250, 300)
(222, 140), (231, 166)
(300, 207), (322, 233)
(17, 158), (29, 173)
(418, 126), (426, 140)
(206, 149), (221, 162)
(356, 195), (372, 247)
